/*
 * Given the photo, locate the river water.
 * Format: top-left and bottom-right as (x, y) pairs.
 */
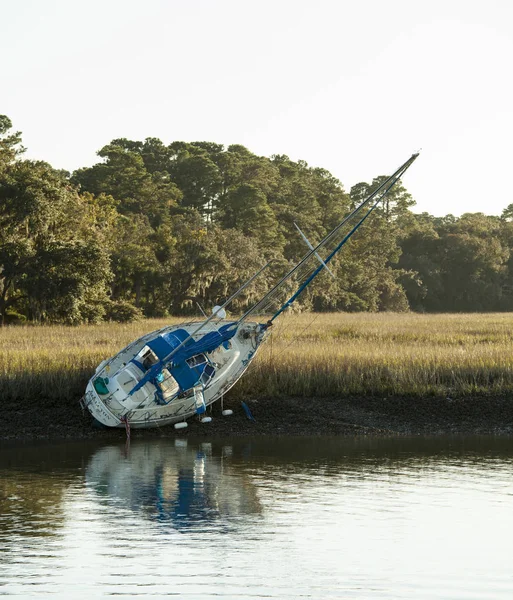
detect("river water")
(1, 435), (512, 599)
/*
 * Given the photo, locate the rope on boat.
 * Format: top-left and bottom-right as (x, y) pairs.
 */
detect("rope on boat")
(121, 416), (131, 440)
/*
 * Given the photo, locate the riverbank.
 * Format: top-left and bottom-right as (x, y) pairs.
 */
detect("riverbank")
(2, 393), (513, 441)
(3, 313), (513, 441)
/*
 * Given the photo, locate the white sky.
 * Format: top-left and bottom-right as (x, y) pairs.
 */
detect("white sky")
(2, 0), (512, 216)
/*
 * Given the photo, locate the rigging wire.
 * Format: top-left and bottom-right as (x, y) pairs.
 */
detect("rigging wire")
(237, 153), (419, 324)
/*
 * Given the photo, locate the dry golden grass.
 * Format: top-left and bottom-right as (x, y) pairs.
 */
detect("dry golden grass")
(246, 312), (513, 397)
(2, 312), (513, 401)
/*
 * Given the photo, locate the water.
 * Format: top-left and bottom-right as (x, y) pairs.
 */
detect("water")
(1, 436), (512, 599)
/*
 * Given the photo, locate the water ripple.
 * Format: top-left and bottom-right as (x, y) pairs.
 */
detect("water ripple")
(1, 436), (513, 598)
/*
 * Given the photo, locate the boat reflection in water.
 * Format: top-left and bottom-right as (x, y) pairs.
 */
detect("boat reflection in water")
(85, 439), (262, 530)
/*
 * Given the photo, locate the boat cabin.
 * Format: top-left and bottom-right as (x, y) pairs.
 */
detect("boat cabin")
(128, 329), (218, 403)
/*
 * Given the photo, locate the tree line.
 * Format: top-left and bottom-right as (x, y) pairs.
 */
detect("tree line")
(1, 114), (513, 325)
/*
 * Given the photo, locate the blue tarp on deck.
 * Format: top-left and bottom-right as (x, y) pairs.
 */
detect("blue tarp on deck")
(129, 322), (238, 396)
(147, 329), (191, 360)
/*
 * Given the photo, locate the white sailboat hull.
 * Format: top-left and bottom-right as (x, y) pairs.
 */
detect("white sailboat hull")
(83, 320), (265, 429)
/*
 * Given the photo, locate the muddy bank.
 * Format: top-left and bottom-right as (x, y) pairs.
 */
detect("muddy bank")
(1, 393), (513, 442)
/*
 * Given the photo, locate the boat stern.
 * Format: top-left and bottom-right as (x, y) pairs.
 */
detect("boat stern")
(83, 380), (122, 427)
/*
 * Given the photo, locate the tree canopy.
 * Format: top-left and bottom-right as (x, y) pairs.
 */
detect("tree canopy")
(1, 114), (513, 324)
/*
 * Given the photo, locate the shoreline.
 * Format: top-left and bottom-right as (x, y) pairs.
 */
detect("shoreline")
(2, 394), (513, 442)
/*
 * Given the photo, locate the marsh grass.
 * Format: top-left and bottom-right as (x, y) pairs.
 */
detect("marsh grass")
(245, 312), (513, 398)
(2, 313), (513, 402)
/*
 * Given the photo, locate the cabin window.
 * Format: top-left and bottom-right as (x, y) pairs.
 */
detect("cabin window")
(201, 363), (216, 386)
(142, 349), (159, 370)
(186, 354), (207, 368)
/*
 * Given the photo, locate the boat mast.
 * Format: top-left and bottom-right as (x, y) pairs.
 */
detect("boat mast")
(237, 152), (419, 325)
(162, 259), (273, 361)
(127, 260), (273, 397)
(270, 166), (413, 322)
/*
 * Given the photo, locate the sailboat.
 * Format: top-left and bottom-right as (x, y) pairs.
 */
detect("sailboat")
(82, 153), (419, 429)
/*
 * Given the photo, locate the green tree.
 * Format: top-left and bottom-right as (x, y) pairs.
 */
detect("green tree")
(0, 115), (24, 173)
(219, 184), (284, 251)
(23, 239), (111, 323)
(72, 141), (181, 226)
(0, 122), (114, 324)
(109, 214), (162, 309)
(168, 144), (222, 219)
